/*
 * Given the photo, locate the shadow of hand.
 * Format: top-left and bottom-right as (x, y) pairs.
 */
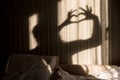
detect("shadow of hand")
(58, 5), (98, 32)
(79, 5), (95, 20)
(65, 5), (96, 25)
(66, 9), (78, 24)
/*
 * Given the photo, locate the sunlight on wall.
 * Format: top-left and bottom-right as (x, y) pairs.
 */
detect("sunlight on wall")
(58, 0), (100, 42)
(78, 20), (93, 40)
(72, 45), (102, 64)
(59, 20), (93, 42)
(29, 13), (39, 50)
(58, 0), (108, 64)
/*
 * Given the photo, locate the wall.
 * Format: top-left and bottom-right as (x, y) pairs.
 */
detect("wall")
(109, 0), (120, 65)
(0, 0), (58, 76)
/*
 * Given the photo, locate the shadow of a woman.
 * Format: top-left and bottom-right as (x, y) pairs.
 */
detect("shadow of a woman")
(30, 5), (102, 64)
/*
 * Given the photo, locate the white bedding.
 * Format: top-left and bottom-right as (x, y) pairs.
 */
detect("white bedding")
(90, 66), (120, 80)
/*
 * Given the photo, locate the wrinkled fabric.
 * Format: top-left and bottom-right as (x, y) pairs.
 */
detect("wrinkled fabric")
(4, 54), (59, 80)
(50, 67), (100, 80)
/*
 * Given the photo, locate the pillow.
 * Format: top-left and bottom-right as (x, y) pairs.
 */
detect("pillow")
(50, 66), (76, 80)
(59, 64), (87, 76)
(19, 58), (50, 80)
(50, 66), (99, 80)
(39, 56), (59, 71)
(4, 54), (59, 80)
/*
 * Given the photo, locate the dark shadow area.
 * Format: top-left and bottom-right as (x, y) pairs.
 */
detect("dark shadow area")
(30, 5), (102, 64)
(0, 0), (53, 77)
(109, 0), (120, 65)
(3, 54), (52, 80)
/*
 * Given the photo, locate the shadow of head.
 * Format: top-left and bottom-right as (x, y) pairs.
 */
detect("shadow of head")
(32, 25), (41, 44)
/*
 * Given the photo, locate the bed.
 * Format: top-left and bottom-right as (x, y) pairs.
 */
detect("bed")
(1, 54), (120, 80)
